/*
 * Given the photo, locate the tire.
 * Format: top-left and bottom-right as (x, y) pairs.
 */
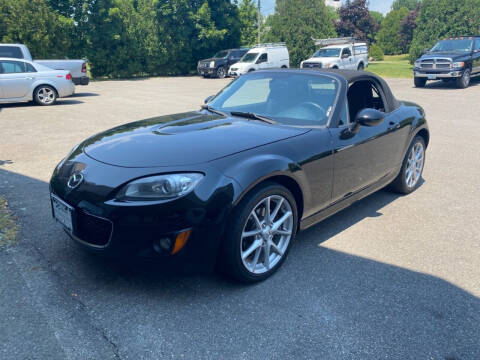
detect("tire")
(220, 182), (298, 283)
(455, 68), (471, 89)
(216, 66), (227, 79)
(248, 68), (255, 73)
(389, 136), (426, 194)
(34, 85), (57, 106)
(414, 77), (427, 88)
(357, 63), (364, 71)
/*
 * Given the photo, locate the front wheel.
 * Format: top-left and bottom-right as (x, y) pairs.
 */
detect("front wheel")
(216, 66), (227, 79)
(414, 77), (427, 88)
(34, 85), (57, 106)
(220, 183), (298, 283)
(456, 68), (471, 89)
(389, 136), (426, 194)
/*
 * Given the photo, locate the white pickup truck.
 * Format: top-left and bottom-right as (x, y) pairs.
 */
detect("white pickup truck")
(0, 44), (89, 85)
(301, 37), (369, 71)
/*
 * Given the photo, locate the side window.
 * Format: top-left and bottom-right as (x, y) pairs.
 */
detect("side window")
(26, 63), (37, 72)
(258, 53), (268, 63)
(371, 84), (386, 112)
(0, 46), (23, 59)
(474, 38), (480, 51)
(342, 48), (351, 57)
(0, 60), (25, 74)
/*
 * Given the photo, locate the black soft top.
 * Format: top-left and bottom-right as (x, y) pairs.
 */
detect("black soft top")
(321, 69), (400, 112)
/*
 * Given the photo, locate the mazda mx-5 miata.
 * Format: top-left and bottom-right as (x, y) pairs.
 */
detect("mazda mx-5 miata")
(50, 69), (429, 282)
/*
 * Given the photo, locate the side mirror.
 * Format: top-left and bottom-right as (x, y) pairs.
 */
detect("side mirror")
(342, 53), (350, 59)
(204, 95), (215, 104)
(356, 108), (385, 127)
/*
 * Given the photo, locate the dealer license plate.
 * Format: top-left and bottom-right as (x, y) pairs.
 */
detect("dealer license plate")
(51, 194), (74, 233)
(427, 74), (437, 80)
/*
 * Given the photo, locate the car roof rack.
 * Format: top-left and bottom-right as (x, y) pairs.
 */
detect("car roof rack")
(252, 42), (286, 48)
(312, 37), (366, 47)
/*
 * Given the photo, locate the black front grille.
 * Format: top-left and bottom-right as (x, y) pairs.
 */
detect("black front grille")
(303, 62), (322, 69)
(75, 211), (112, 246)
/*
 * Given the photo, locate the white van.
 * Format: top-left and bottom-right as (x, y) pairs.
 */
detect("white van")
(228, 43), (289, 76)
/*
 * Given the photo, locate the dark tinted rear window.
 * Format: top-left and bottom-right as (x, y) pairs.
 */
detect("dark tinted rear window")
(0, 46), (23, 59)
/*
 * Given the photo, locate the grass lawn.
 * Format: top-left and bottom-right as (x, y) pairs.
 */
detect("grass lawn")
(368, 55), (413, 79)
(0, 196), (18, 247)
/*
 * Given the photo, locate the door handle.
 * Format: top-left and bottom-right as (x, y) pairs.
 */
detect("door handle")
(26, 77), (34, 80)
(388, 121), (400, 130)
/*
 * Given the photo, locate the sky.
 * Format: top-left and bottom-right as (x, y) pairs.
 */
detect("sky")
(261, 0), (394, 15)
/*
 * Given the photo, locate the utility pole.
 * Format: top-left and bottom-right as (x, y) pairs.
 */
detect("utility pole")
(257, 0), (261, 45)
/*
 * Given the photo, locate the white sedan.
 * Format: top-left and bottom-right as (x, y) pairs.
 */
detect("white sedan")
(0, 57), (75, 106)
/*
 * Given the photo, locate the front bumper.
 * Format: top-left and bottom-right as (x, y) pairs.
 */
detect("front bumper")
(49, 153), (241, 268)
(198, 67), (215, 76)
(414, 69), (464, 79)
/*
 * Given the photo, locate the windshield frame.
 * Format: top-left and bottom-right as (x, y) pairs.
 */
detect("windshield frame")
(312, 48), (342, 58)
(207, 71), (342, 129)
(430, 39), (474, 53)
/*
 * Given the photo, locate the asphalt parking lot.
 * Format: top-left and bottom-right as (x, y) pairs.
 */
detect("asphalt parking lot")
(1, 76), (479, 359)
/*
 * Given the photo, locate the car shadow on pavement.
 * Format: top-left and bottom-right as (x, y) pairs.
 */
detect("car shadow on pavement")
(423, 76), (480, 90)
(0, 99), (84, 108)
(70, 92), (99, 98)
(0, 168), (478, 359)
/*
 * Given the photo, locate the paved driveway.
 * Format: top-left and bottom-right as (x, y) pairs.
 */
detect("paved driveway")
(1, 76), (479, 359)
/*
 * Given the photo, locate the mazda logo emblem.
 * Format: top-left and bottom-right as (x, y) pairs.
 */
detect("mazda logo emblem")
(67, 172), (84, 189)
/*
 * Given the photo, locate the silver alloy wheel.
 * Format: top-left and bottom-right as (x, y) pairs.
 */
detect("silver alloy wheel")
(37, 87), (55, 104)
(405, 142), (425, 188)
(462, 69), (471, 87)
(217, 67), (226, 78)
(240, 195), (293, 274)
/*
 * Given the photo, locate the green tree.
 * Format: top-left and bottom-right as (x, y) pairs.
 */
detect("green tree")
(391, 0), (420, 11)
(238, 0), (258, 46)
(264, 0), (337, 67)
(370, 10), (384, 26)
(376, 7), (410, 55)
(0, 0), (74, 58)
(409, 0), (480, 62)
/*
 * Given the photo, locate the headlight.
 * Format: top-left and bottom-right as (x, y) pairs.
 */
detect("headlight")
(452, 62), (465, 68)
(117, 173), (204, 201)
(414, 61), (421, 68)
(210, 61), (215, 68)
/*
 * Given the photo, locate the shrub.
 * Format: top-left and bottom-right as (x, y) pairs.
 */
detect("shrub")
(370, 44), (384, 61)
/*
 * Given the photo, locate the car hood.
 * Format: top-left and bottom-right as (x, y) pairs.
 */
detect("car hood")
(231, 62), (253, 68)
(82, 111), (309, 168)
(303, 57), (335, 63)
(420, 52), (469, 61)
(200, 58), (224, 63)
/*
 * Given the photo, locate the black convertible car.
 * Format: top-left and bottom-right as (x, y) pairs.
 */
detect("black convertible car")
(50, 70), (429, 282)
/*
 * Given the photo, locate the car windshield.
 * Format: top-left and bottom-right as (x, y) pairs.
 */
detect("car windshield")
(208, 72), (339, 127)
(313, 48), (341, 58)
(213, 50), (229, 58)
(430, 39), (473, 53)
(240, 52), (259, 63)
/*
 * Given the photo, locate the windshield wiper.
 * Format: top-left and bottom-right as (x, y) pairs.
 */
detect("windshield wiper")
(201, 104), (228, 117)
(230, 111), (277, 124)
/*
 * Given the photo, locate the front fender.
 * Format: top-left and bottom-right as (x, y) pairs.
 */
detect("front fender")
(211, 151), (311, 214)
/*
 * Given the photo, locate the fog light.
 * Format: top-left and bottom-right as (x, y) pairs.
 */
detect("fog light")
(172, 230), (192, 255)
(153, 237), (172, 253)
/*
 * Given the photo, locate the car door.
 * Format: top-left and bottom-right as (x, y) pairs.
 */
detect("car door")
(256, 53), (269, 70)
(341, 48), (354, 69)
(328, 81), (407, 202)
(0, 60), (34, 99)
(472, 38), (480, 74)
